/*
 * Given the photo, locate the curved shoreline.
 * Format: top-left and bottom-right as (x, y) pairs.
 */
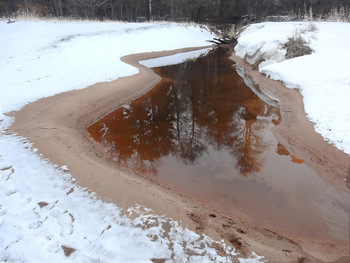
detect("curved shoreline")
(9, 47), (349, 262)
(230, 54), (350, 192)
(230, 54), (350, 260)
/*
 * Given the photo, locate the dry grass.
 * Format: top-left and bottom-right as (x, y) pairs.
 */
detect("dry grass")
(3, 7), (211, 29)
(2, 12), (211, 34)
(284, 36), (313, 59)
(4, 12), (120, 23)
(283, 22), (316, 60)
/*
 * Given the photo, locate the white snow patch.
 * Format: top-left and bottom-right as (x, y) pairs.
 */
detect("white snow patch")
(235, 22), (350, 155)
(140, 47), (212, 68)
(239, 252), (267, 263)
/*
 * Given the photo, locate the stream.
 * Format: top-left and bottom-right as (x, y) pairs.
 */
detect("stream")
(88, 47), (349, 242)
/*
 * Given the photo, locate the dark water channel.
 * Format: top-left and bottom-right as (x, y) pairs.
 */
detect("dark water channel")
(88, 48), (349, 242)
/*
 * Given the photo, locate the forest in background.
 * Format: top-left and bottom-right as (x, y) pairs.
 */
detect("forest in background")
(1, 0), (350, 24)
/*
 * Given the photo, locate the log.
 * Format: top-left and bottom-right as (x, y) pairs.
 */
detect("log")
(207, 37), (234, 45)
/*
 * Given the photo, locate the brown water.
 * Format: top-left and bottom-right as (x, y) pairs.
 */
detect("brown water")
(88, 48), (349, 242)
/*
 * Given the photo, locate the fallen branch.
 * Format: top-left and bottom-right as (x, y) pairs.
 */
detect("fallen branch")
(208, 37), (234, 45)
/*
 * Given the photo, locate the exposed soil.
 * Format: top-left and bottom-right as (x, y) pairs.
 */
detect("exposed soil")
(9, 47), (349, 262)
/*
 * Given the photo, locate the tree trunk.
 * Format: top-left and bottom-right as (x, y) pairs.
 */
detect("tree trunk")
(58, 0), (63, 16)
(170, 0), (174, 20)
(89, 0), (95, 17)
(148, 0), (152, 20)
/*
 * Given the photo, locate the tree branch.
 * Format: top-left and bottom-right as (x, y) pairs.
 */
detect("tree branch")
(75, 0), (89, 7)
(95, 0), (109, 7)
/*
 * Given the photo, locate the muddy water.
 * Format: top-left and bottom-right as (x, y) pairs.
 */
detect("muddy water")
(88, 48), (349, 242)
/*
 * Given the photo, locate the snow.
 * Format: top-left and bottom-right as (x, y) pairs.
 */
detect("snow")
(238, 253), (267, 263)
(0, 19), (265, 262)
(0, 20), (214, 113)
(235, 22), (350, 155)
(140, 47), (212, 67)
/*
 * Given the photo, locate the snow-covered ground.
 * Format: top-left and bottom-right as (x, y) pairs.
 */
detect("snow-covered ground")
(0, 20), (266, 262)
(235, 22), (350, 155)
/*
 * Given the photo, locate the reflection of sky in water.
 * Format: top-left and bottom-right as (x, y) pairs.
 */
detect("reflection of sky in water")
(140, 48), (212, 68)
(89, 48), (349, 242)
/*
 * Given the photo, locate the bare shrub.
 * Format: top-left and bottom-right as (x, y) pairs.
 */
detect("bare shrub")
(17, 3), (50, 18)
(226, 24), (237, 39)
(225, 24), (248, 40)
(284, 36), (313, 59)
(327, 6), (350, 22)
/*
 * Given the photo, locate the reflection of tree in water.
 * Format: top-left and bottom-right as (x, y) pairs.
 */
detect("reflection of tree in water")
(88, 48), (280, 177)
(234, 99), (279, 176)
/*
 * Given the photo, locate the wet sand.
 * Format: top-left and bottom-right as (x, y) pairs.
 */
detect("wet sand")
(9, 47), (350, 262)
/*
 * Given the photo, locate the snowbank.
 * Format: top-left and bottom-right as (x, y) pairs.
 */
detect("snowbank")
(235, 22), (350, 155)
(0, 19), (265, 262)
(0, 20), (214, 113)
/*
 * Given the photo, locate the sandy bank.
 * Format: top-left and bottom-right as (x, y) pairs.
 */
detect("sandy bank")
(9, 47), (349, 262)
(230, 55), (350, 193)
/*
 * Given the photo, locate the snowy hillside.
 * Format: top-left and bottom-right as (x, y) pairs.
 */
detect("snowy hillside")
(235, 22), (350, 155)
(0, 20), (266, 262)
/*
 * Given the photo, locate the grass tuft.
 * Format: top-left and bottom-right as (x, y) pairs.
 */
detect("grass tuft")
(284, 36), (313, 59)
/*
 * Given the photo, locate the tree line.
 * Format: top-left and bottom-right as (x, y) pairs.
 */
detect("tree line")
(1, 0), (349, 23)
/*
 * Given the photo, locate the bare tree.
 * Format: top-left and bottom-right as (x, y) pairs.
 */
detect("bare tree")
(148, 0), (152, 19)
(1, 0), (349, 22)
(75, 0), (109, 17)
